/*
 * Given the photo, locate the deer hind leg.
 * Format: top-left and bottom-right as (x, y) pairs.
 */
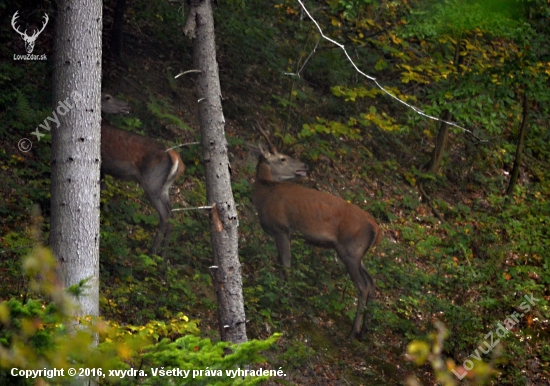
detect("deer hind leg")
(153, 153), (182, 257)
(160, 220), (174, 257)
(337, 248), (372, 340)
(150, 190), (172, 257)
(358, 260), (376, 337)
(141, 170), (172, 257)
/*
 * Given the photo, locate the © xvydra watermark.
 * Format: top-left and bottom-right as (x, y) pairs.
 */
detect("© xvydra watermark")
(452, 293), (540, 380)
(12, 10), (48, 60)
(18, 91), (83, 153)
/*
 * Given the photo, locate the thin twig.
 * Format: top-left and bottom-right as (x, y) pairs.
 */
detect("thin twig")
(175, 69), (202, 78)
(172, 204), (241, 213)
(165, 141), (200, 151)
(172, 205), (214, 212)
(418, 183), (447, 224)
(284, 37), (321, 78)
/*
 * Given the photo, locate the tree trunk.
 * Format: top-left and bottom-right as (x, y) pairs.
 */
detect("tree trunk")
(184, 0), (247, 344)
(425, 39), (462, 176)
(506, 90), (530, 197)
(426, 109), (451, 175)
(51, 0), (102, 319)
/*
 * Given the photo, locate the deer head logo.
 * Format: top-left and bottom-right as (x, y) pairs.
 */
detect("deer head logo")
(11, 11), (49, 54)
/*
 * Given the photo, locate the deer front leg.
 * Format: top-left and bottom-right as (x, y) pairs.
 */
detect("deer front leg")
(274, 232), (292, 267)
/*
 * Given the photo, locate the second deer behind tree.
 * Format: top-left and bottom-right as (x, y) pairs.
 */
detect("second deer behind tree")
(101, 94), (184, 257)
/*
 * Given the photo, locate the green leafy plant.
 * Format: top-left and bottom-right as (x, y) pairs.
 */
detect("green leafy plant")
(0, 247), (280, 385)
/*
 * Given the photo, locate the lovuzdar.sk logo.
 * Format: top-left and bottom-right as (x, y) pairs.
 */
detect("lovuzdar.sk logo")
(12, 10), (48, 60)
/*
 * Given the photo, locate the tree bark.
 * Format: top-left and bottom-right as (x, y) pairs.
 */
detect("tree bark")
(425, 40), (462, 175)
(506, 90), (530, 197)
(51, 0), (102, 319)
(426, 109), (451, 175)
(184, 0), (247, 344)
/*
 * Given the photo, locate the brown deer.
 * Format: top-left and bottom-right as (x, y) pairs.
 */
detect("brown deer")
(248, 132), (382, 340)
(101, 94), (184, 257)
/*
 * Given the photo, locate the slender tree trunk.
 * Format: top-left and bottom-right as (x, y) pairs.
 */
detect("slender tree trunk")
(51, 0), (102, 319)
(506, 90), (530, 197)
(426, 109), (451, 175)
(183, 0), (247, 344)
(425, 40), (462, 175)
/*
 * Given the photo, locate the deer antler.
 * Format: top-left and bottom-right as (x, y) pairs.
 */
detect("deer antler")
(254, 122), (277, 153)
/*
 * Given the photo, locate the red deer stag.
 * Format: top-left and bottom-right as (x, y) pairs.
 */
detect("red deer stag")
(248, 131), (382, 340)
(101, 94), (184, 257)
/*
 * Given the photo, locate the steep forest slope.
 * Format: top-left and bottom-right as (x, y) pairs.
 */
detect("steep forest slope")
(1, 0), (549, 385)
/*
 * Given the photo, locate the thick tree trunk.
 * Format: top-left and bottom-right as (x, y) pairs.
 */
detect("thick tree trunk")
(51, 0), (102, 319)
(184, 0), (247, 344)
(506, 91), (530, 197)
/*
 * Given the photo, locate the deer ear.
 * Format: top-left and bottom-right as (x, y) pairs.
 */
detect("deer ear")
(258, 143), (266, 154)
(258, 142), (273, 156)
(246, 143), (261, 158)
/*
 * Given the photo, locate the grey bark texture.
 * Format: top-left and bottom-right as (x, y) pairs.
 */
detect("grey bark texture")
(51, 0), (102, 318)
(184, 0), (247, 344)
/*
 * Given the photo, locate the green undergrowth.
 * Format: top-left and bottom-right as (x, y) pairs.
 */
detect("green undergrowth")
(0, 247), (280, 385)
(1, 0), (549, 384)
